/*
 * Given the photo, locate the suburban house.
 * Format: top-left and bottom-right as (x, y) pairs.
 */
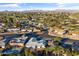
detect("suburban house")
(41, 26), (49, 35)
(0, 23), (4, 28)
(0, 36), (5, 49)
(68, 31), (79, 40)
(20, 29), (26, 32)
(60, 38), (79, 51)
(54, 29), (65, 35)
(1, 34), (28, 54)
(33, 28), (41, 32)
(7, 28), (20, 33)
(0, 36), (6, 53)
(25, 27), (33, 33)
(2, 45), (23, 54)
(48, 27), (55, 36)
(37, 23), (44, 27)
(48, 27), (69, 38)
(9, 35), (28, 47)
(71, 32), (79, 37)
(38, 34), (55, 47)
(0, 41), (5, 49)
(0, 20), (5, 29)
(72, 42), (79, 51)
(25, 37), (47, 49)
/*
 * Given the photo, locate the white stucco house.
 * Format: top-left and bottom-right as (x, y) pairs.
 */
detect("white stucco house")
(25, 37), (47, 49)
(0, 41), (5, 48)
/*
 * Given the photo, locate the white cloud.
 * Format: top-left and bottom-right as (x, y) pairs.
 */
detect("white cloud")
(0, 4), (19, 8)
(0, 0), (79, 3)
(54, 3), (79, 10)
(0, 3), (79, 11)
(57, 4), (65, 8)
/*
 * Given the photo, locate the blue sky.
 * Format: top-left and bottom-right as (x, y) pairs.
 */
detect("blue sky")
(0, 3), (79, 11)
